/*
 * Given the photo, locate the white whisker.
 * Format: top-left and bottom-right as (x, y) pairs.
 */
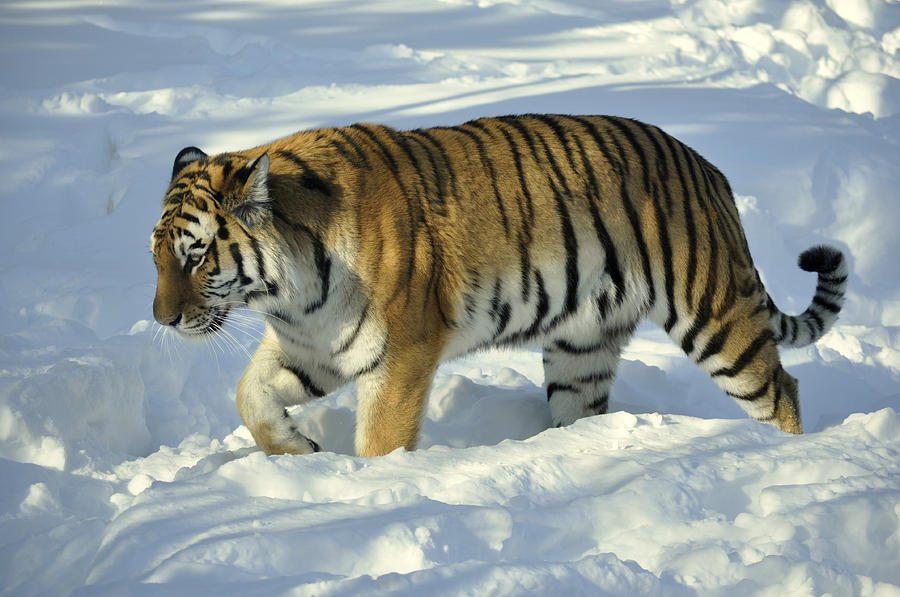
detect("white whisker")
(206, 332), (223, 375)
(218, 327), (252, 359)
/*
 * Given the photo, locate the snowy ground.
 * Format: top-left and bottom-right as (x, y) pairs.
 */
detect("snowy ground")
(2, 0), (899, 595)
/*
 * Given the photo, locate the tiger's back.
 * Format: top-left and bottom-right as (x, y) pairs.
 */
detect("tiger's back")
(151, 114), (847, 457)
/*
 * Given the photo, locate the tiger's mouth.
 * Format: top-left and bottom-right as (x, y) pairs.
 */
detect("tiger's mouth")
(177, 307), (230, 338)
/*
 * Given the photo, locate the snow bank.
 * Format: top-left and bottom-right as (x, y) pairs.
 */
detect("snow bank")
(8, 410), (898, 596)
(1, 0), (898, 594)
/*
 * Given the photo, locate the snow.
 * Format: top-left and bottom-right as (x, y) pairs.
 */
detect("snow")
(1, 0), (899, 594)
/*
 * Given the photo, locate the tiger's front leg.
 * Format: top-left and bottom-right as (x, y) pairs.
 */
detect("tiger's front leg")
(354, 340), (444, 457)
(237, 330), (343, 455)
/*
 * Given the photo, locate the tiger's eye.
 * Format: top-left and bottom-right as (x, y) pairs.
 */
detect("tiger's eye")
(184, 254), (203, 273)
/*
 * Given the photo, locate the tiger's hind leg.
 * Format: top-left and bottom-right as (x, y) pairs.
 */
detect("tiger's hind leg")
(542, 316), (638, 427)
(675, 297), (802, 434)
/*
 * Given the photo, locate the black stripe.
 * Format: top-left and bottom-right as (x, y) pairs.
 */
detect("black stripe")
(327, 137), (359, 163)
(574, 371), (614, 385)
(820, 273), (848, 285)
(695, 321), (734, 363)
(555, 339), (605, 355)
(603, 117), (658, 309)
(408, 129), (462, 205)
(350, 124), (400, 173)
(359, 128), (420, 298)
(488, 279), (512, 338)
(608, 118), (652, 202)
(695, 154), (744, 253)
(501, 115), (572, 199)
(229, 243), (253, 285)
(805, 309), (824, 333)
(812, 295), (841, 313)
(528, 119), (574, 196)
(178, 212), (200, 224)
(630, 120), (677, 331)
(494, 302), (512, 338)
(567, 129), (625, 304)
(404, 132), (446, 214)
(490, 278), (504, 318)
(206, 277), (236, 292)
(532, 114), (580, 174)
(334, 304), (369, 355)
(689, 150), (736, 242)
(727, 378), (771, 401)
(494, 125), (534, 229)
(496, 270), (549, 346)
(519, 235), (532, 301)
(711, 330), (773, 378)
(770, 367), (784, 420)
(249, 236), (266, 279)
(219, 159), (234, 182)
(547, 382), (578, 400)
(206, 238), (221, 276)
(455, 122), (510, 234)
(354, 129), (422, 302)
(680, 144), (706, 309)
(681, 291), (712, 355)
(497, 116), (541, 166)
(585, 395), (609, 413)
(815, 286), (845, 299)
(680, 188), (721, 354)
(274, 149), (332, 196)
(564, 116), (624, 175)
(282, 363), (326, 398)
(634, 120), (672, 212)
(353, 344), (387, 377)
(497, 125), (536, 228)
(339, 129), (418, 304)
(596, 292), (610, 320)
(395, 133), (429, 204)
(396, 133), (442, 306)
(304, 235), (332, 314)
(189, 185), (214, 205)
(494, 122), (535, 302)
(550, 185), (580, 324)
(529, 270), (550, 336)
(334, 128), (371, 167)
(215, 215), (230, 240)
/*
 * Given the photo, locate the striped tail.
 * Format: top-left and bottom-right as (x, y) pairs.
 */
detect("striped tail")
(769, 245), (848, 348)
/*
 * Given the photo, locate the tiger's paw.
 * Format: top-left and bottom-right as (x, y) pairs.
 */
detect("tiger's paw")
(258, 433), (321, 456)
(250, 419), (322, 455)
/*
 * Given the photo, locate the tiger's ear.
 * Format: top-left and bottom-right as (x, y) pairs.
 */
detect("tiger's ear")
(172, 146), (207, 181)
(231, 153), (271, 228)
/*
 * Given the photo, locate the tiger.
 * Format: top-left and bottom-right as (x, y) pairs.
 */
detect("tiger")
(150, 114), (848, 457)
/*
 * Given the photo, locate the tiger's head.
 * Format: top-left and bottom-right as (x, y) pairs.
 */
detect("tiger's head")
(151, 146), (274, 337)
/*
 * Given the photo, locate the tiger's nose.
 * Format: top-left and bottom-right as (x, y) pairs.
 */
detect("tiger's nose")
(153, 313), (181, 327)
(153, 294), (183, 327)
(157, 313), (182, 327)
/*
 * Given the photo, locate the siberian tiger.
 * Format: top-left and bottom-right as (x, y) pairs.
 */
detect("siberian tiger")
(151, 114), (847, 457)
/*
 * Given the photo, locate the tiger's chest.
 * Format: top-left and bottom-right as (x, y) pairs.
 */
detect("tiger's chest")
(252, 274), (387, 383)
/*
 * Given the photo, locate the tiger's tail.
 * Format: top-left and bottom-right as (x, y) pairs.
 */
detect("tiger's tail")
(768, 245), (848, 348)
